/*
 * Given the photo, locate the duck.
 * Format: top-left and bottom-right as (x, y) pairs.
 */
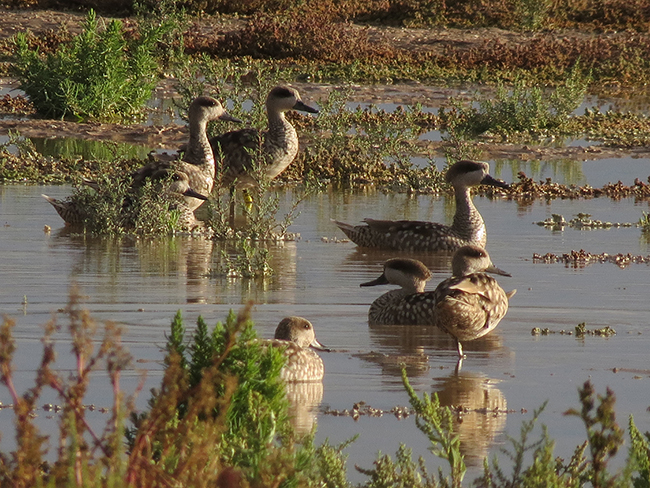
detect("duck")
(433, 245), (516, 357)
(43, 96), (239, 227)
(360, 258), (433, 326)
(269, 316), (328, 382)
(132, 96), (240, 213)
(211, 86), (319, 190)
(42, 172), (209, 228)
(361, 245), (515, 357)
(334, 160), (509, 252)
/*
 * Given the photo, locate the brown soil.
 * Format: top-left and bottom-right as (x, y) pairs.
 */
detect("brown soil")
(1, 9), (649, 164)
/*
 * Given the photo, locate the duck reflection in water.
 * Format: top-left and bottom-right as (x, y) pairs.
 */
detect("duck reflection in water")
(434, 370), (507, 467)
(268, 316), (329, 436)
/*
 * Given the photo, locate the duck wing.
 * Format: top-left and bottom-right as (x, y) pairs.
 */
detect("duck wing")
(363, 218), (447, 236)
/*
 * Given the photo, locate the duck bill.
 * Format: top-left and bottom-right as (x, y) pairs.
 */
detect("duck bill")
(219, 112), (243, 123)
(182, 188), (209, 201)
(360, 274), (389, 287)
(481, 174), (509, 189)
(484, 264), (511, 277)
(293, 100), (319, 114)
(310, 338), (331, 352)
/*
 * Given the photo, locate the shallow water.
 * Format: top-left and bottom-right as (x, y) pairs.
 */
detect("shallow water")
(1, 170), (650, 481)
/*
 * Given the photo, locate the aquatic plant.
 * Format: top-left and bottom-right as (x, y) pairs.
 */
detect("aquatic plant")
(638, 211), (650, 231)
(52, 170), (199, 235)
(12, 10), (162, 121)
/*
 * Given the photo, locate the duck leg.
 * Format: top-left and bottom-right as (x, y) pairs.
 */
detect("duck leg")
(228, 185), (236, 228)
(456, 339), (465, 358)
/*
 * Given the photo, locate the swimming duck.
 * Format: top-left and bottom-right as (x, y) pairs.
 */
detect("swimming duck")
(270, 316), (328, 382)
(211, 85), (319, 190)
(433, 245), (516, 357)
(361, 245), (515, 357)
(361, 258), (433, 326)
(334, 160), (508, 252)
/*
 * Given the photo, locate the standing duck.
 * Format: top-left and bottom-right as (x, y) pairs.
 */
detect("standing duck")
(431, 245), (515, 357)
(211, 86), (319, 190)
(334, 160), (508, 252)
(131, 96), (240, 213)
(361, 245), (515, 357)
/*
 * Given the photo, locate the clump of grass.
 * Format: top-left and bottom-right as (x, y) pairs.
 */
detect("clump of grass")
(565, 381), (625, 487)
(57, 170), (194, 235)
(12, 9), (160, 121)
(358, 368), (465, 487)
(638, 211), (650, 231)
(440, 65), (589, 140)
(0, 286), (134, 486)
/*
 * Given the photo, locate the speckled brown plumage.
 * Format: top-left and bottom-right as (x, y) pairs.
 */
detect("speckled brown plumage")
(432, 245), (515, 357)
(211, 86), (318, 189)
(268, 316), (327, 382)
(361, 245), (516, 357)
(334, 160), (509, 252)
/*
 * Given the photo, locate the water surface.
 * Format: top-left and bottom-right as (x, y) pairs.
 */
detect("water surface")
(1, 176), (649, 481)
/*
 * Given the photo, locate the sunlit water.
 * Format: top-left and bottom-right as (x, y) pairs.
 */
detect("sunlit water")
(2, 79), (650, 480)
(2, 163), (650, 481)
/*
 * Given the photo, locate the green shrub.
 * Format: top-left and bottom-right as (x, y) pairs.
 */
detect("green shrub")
(12, 9), (160, 121)
(440, 65), (589, 139)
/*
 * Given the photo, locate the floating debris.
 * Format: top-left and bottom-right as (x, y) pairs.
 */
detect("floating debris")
(502, 172), (650, 201)
(323, 401), (517, 420)
(532, 249), (650, 268)
(575, 322), (616, 338)
(535, 212), (635, 230)
(532, 323), (616, 337)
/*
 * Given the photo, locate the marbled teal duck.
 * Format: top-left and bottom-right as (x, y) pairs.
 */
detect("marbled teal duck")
(271, 316), (328, 382)
(361, 245), (515, 357)
(43, 96), (238, 227)
(335, 160), (508, 252)
(131, 96), (240, 213)
(211, 86), (319, 190)
(361, 258), (433, 326)
(432, 245), (515, 357)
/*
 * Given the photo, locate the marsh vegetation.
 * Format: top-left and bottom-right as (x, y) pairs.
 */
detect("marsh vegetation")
(1, 1), (650, 486)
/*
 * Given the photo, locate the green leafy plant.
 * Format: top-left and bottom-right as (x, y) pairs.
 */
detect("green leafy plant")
(565, 381), (625, 487)
(12, 9), (160, 121)
(57, 170), (195, 235)
(440, 66), (589, 139)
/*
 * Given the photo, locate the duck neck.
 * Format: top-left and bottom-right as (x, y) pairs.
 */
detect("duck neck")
(451, 185), (485, 241)
(186, 117), (215, 170)
(265, 111), (298, 175)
